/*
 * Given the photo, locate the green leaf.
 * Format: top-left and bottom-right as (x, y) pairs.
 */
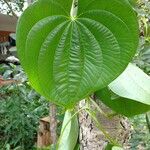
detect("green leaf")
(112, 146), (124, 150)
(105, 143), (123, 150)
(109, 63), (150, 105)
(73, 143), (80, 150)
(96, 63), (150, 117)
(105, 143), (114, 150)
(58, 110), (78, 150)
(17, 0), (139, 108)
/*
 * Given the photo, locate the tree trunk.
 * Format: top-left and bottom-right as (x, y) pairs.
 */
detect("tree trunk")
(37, 117), (51, 148)
(49, 103), (57, 144)
(79, 100), (131, 150)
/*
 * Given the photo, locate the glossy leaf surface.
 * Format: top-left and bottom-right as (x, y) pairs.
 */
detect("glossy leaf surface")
(17, 0), (138, 108)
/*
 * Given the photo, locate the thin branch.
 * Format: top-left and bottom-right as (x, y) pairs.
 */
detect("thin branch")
(86, 109), (121, 147)
(2, 0), (18, 18)
(70, 0), (78, 19)
(146, 113), (150, 133)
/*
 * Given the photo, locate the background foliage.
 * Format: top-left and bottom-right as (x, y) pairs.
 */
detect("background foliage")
(0, 63), (49, 149)
(129, 114), (150, 150)
(133, 0), (150, 74)
(130, 0), (150, 149)
(0, 0), (25, 16)
(0, 63), (65, 150)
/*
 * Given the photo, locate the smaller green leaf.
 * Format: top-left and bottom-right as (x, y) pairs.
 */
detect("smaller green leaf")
(96, 88), (150, 117)
(58, 110), (79, 150)
(96, 63), (150, 117)
(109, 63), (150, 105)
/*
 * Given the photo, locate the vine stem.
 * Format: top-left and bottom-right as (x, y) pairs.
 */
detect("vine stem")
(85, 108), (121, 147)
(146, 113), (150, 133)
(85, 97), (121, 146)
(89, 97), (109, 118)
(56, 101), (120, 149)
(89, 97), (118, 119)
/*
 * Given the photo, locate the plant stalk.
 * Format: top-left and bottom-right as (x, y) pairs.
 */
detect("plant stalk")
(86, 109), (121, 147)
(70, 0), (78, 19)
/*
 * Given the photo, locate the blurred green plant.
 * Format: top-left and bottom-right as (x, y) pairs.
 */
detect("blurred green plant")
(0, 63), (49, 150)
(0, 63), (66, 150)
(129, 114), (150, 150)
(129, 1), (150, 149)
(133, 0), (150, 74)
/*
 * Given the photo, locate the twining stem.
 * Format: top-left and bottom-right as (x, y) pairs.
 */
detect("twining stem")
(88, 97), (109, 118)
(70, 0), (78, 19)
(56, 103), (120, 149)
(88, 97), (118, 119)
(85, 97), (120, 146)
(146, 113), (150, 133)
(86, 109), (121, 146)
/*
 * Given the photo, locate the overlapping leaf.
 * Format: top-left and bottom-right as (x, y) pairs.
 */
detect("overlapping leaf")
(58, 110), (78, 150)
(96, 64), (150, 117)
(17, 0), (139, 108)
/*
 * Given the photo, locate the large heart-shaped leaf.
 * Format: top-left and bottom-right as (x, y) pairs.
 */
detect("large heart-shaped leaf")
(96, 63), (150, 117)
(16, 0), (139, 108)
